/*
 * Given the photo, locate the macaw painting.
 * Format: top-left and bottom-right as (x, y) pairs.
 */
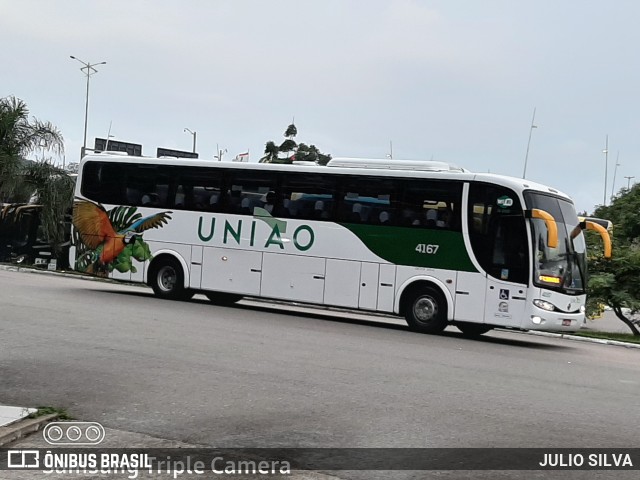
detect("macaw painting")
(72, 200), (172, 276)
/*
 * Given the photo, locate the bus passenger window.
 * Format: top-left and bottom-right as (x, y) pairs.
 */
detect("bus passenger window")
(279, 173), (336, 221)
(338, 177), (398, 225)
(400, 179), (462, 231)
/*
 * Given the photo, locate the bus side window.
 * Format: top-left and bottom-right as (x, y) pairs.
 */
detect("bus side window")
(279, 173), (336, 221)
(225, 172), (277, 216)
(400, 179), (462, 231)
(174, 168), (223, 212)
(338, 177), (398, 225)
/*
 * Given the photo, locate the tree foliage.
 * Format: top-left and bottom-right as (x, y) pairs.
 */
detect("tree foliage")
(586, 184), (640, 335)
(0, 96), (71, 255)
(0, 96), (64, 200)
(259, 122), (331, 165)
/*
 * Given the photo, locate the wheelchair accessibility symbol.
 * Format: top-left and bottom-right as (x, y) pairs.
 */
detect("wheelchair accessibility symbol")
(499, 289), (510, 300)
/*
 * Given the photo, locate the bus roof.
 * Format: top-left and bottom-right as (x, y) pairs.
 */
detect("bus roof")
(80, 153), (571, 200)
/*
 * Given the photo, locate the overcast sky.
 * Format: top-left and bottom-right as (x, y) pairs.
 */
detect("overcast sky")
(2, 0), (639, 213)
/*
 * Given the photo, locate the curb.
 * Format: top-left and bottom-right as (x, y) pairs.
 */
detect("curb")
(524, 330), (640, 349)
(0, 413), (58, 447)
(2, 263), (639, 349)
(0, 264), (102, 283)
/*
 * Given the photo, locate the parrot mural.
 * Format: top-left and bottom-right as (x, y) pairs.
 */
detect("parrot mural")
(72, 200), (172, 275)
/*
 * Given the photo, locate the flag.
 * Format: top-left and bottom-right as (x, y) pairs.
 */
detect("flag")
(233, 151), (250, 162)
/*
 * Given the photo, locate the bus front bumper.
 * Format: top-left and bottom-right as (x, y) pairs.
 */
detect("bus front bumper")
(522, 309), (585, 333)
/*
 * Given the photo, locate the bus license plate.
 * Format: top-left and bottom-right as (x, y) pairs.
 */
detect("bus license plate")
(562, 319), (571, 326)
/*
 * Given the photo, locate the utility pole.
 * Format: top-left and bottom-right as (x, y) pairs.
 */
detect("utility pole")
(70, 56), (107, 158)
(522, 107), (537, 179)
(602, 135), (609, 206)
(610, 152), (620, 201)
(624, 176), (635, 189)
(184, 128), (197, 153)
(214, 144), (227, 162)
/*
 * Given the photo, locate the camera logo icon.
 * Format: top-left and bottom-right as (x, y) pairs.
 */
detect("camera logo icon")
(43, 421), (105, 445)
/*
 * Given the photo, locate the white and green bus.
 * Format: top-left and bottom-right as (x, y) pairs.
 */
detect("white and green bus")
(70, 153), (611, 336)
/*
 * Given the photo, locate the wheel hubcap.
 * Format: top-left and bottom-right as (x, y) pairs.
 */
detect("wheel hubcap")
(414, 296), (438, 323)
(158, 266), (176, 292)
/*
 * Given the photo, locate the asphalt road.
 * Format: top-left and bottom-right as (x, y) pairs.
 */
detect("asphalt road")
(1, 269), (640, 478)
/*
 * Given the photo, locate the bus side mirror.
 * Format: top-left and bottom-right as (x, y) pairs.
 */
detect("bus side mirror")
(585, 221), (612, 259)
(525, 209), (559, 249)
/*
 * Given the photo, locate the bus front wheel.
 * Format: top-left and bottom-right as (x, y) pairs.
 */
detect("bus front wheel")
(404, 286), (448, 334)
(149, 257), (192, 300)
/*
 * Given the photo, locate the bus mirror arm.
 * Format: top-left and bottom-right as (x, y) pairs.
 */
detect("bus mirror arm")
(584, 221), (612, 259)
(525, 209), (559, 249)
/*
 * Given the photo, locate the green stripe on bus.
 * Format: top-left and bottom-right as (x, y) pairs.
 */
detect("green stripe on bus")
(340, 223), (478, 272)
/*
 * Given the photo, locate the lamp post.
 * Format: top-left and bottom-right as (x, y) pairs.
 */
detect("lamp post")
(70, 56), (106, 158)
(610, 152), (620, 201)
(522, 107), (538, 179)
(184, 128), (197, 153)
(602, 135), (609, 206)
(624, 176), (635, 189)
(214, 144), (227, 162)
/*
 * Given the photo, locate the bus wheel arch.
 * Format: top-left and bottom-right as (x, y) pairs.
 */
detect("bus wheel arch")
(147, 253), (193, 300)
(399, 280), (450, 334)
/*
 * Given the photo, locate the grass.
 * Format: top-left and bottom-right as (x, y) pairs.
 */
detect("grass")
(571, 330), (640, 345)
(28, 406), (72, 420)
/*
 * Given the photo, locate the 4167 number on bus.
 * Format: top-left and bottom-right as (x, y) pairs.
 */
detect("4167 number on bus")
(415, 244), (439, 254)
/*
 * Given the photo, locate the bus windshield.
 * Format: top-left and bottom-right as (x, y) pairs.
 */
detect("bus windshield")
(524, 192), (587, 294)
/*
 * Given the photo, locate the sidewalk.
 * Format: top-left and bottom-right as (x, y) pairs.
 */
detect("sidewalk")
(582, 310), (637, 335)
(0, 406), (36, 428)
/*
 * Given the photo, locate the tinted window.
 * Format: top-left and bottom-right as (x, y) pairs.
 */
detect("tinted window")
(227, 171), (277, 216)
(398, 179), (462, 231)
(81, 162), (124, 205)
(279, 173), (337, 220)
(338, 176), (399, 225)
(174, 168), (224, 212)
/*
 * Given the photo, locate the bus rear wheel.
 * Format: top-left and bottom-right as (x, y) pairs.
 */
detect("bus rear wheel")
(149, 257), (192, 300)
(404, 286), (448, 334)
(205, 292), (243, 305)
(456, 322), (492, 337)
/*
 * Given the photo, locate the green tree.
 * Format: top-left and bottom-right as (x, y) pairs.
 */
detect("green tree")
(259, 122), (331, 165)
(22, 161), (75, 254)
(0, 96), (64, 200)
(586, 184), (640, 335)
(0, 96), (72, 255)
(259, 141), (280, 163)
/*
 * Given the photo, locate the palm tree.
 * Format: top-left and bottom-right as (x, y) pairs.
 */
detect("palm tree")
(0, 96), (71, 257)
(0, 96), (64, 201)
(259, 141), (280, 163)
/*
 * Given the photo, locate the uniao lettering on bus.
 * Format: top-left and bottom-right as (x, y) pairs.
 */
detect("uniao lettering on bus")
(197, 216), (314, 251)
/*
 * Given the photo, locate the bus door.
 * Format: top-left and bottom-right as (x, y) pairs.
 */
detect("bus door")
(467, 184), (530, 328)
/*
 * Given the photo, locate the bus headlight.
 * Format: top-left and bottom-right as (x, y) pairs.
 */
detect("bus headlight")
(533, 299), (556, 311)
(531, 316), (542, 325)
(580, 305), (586, 314)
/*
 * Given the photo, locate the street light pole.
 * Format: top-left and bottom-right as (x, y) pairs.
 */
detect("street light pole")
(70, 56), (106, 158)
(610, 151), (620, 201)
(214, 144), (227, 162)
(522, 107), (537, 179)
(184, 128), (197, 153)
(602, 135), (609, 206)
(624, 176), (635, 190)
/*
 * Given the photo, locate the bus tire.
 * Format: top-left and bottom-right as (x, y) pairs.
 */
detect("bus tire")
(205, 292), (243, 305)
(149, 257), (190, 300)
(404, 286), (448, 334)
(456, 322), (492, 337)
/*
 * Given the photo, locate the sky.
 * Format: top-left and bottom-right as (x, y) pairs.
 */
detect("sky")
(2, 0), (639, 214)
